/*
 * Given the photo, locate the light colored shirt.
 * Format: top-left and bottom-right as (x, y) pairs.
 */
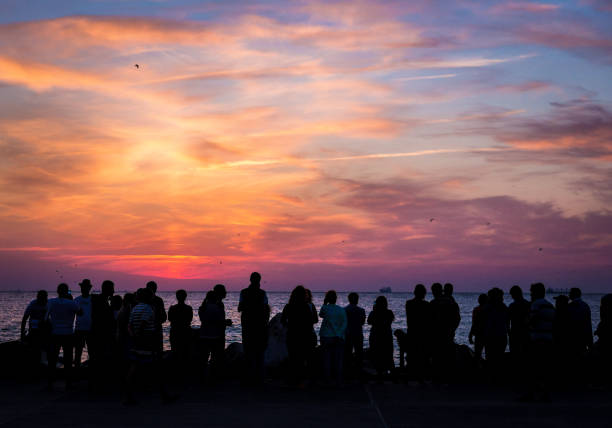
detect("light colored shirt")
(74, 295), (92, 331)
(319, 304), (347, 339)
(46, 297), (79, 335)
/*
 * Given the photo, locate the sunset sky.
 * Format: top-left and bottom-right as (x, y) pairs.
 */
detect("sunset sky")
(0, 0), (611, 291)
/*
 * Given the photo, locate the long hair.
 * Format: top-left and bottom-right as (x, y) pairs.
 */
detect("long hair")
(289, 285), (306, 306)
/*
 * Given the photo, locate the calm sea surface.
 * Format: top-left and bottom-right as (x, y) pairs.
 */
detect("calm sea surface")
(0, 291), (605, 361)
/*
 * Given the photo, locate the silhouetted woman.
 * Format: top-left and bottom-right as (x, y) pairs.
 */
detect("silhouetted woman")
(595, 294), (612, 386)
(319, 290), (347, 386)
(469, 293), (488, 362)
(198, 290), (226, 383)
(281, 286), (318, 386)
(368, 296), (395, 379)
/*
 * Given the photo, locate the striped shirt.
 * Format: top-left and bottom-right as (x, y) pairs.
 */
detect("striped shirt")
(128, 303), (155, 336)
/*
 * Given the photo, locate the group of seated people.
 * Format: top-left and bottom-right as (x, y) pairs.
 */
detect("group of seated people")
(20, 272), (612, 403)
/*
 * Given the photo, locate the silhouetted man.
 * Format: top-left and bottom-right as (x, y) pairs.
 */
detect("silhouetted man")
(508, 285), (530, 358)
(344, 292), (366, 376)
(405, 284), (430, 382)
(482, 287), (509, 381)
(238, 272), (270, 385)
(21, 290), (48, 370)
(90, 279), (115, 387)
(429, 282), (460, 384)
(520, 282), (555, 402)
(567, 287), (592, 380)
(46, 283), (81, 390)
(146, 281), (167, 353)
(74, 279), (93, 369)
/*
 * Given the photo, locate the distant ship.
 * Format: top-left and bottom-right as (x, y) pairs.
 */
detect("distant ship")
(379, 286), (392, 293)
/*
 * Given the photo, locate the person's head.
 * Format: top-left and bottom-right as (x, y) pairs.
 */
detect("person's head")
(204, 290), (218, 305)
(414, 284), (426, 299)
(289, 285), (306, 305)
(348, 292), (359, 305)
(146, 281), (157, 294)
(249, 272), (261, 287)
(375, 295), (388, 311)
(176, 289), (187, 303)
(431, 283), (443, 298)
(101, 280), (115, 297)
(443, 283), (454, 296)
(111, 294), (123, 310)
(213, 284), (227, 300)
(510, 285), (523, 301)
(135, 287), (152, 304)
(478, 293), (488, 306)
(36, 289), (48, 305)
(305, 288), (313, 303)
(324, 290), (337, 305)
(123, 293), (136, 308)
(57, 283), (69, 298)
(555, 295), (569, 311)
(569, 287), (582, 301)
(530, 282), (545, 301)
(488, 287), (503, 304)
(79, 279), (92, 296)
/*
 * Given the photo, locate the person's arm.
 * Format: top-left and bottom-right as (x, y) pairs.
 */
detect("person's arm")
(367, 311), (374, 325)
(469, 308), (476, 344)
(339, 308), (348, 336)
(160, 299), (167, 324)
(319, 304), (326, 319)
(281, 305), (289, 326)
(20, 306), (30, 341)
(238, 291), (244, 313)
(311, 304), (319, 325)
(188, 306), (193, 325)
(359, 308), (366, 326)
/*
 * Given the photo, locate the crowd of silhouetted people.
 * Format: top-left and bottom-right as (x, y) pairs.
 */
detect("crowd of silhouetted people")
(19, 272), (612, 404)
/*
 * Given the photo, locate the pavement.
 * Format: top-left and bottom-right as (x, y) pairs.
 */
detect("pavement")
(0, 378), (610, 428)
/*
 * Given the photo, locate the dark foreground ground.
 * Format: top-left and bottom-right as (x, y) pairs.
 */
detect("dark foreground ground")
(0, 378), (610, 428)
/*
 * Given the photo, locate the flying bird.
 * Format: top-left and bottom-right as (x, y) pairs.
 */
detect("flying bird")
(538, 248), (543, 251)
(429, 218), (435, 222)
(486, 222), (491, 226)
(134, 64), (140, 69)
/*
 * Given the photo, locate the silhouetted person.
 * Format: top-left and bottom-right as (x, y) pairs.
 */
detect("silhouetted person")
(520, 282), (555, 402)
(553, 295), (571, 373)
(198, 290), (227, 383)
(238, 272), (270, 385)
(594, 294), (612, 386)
(74, 279), (93, 369)
(21, 290), (49, 370)
(146, 281), (167, 354)
(405, 284), (430, 382)
(281, 286), (318, 387)
(482, 288), (508, 381)
(430, 282), (460, 384)
(213, 283), (232, 349)
(111, 295), (123, 319)
(319, 290), (347, 387)
(368, 296), (395, 380)
(90, 279), (115, 388)
(116, 293), (136, 367)
(567, 288), (593, 369)
(46, 283), (81, 390)
(305, 288), (319, 353)
(344, 292), (366, 377)
(124, 288), (175, 405)
(468, 293), (488, 362)
(508, 285), (530, 358)
(168, 289), (193, 367)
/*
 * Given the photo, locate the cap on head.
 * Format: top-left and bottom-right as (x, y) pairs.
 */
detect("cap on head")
(79, 279), (92, 290)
